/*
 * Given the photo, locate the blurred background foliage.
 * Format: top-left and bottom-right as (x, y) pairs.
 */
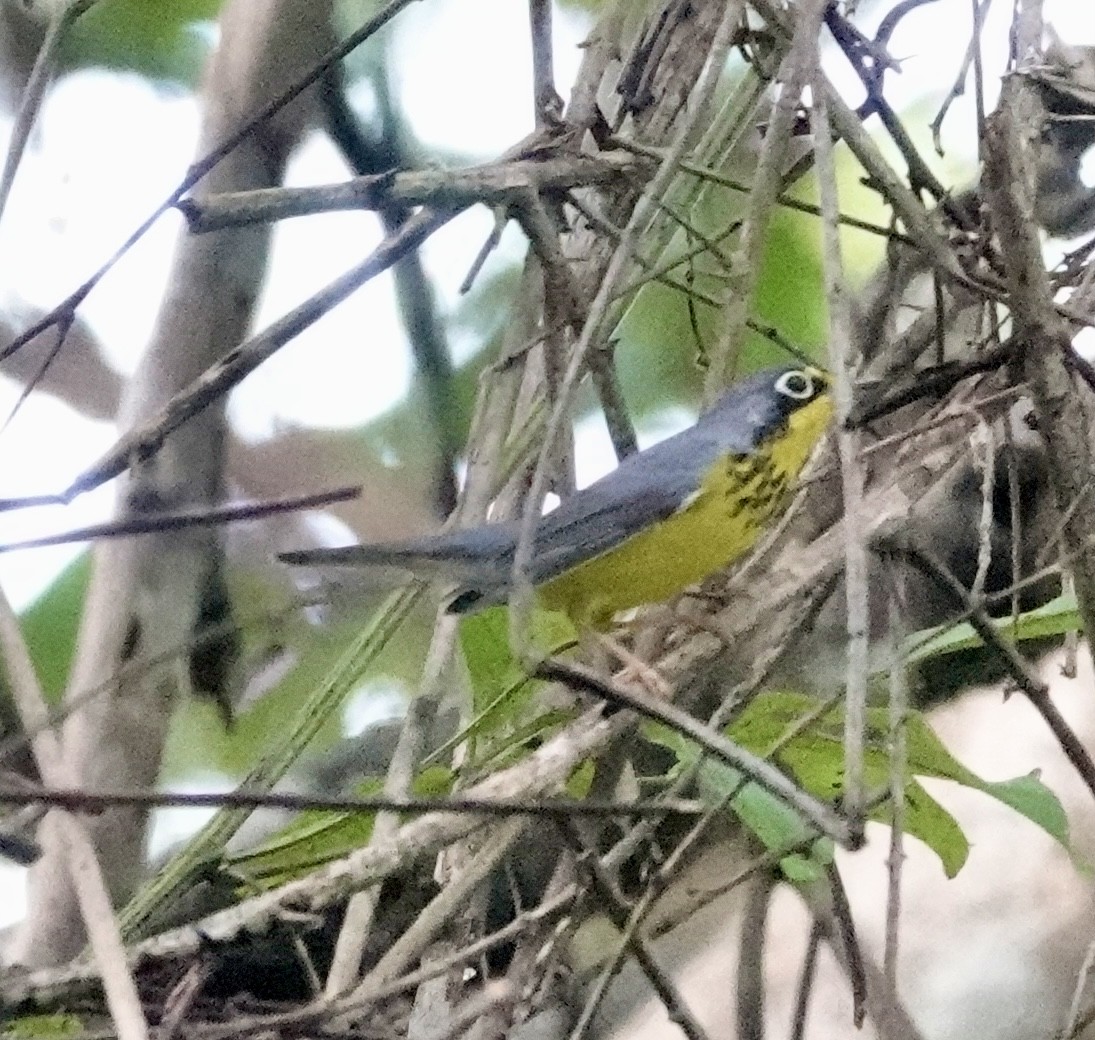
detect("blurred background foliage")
(7, 0), (970, 800)
(58, 0), (221, 83)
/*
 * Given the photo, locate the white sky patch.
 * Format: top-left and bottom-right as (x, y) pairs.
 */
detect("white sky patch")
(228, 133), (411, 439)
(1, 71), (198, 375)
(392, 0), (589, 157)
(0, 391), (117, 609)
(146, 774), (229, 859)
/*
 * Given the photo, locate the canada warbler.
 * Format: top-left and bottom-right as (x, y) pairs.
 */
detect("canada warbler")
(281, 365), (832, 628)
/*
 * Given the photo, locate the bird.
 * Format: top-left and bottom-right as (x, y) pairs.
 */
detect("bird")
(281, 365), (833, 629)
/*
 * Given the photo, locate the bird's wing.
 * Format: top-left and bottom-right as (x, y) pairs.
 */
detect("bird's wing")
(527, 431), (718, 582)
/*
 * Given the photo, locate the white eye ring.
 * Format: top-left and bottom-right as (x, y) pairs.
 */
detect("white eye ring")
(775, 369), (816, 400)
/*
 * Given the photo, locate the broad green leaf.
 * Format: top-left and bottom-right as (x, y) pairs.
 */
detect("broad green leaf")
(730, 692), (1069, 877)
(226, 764), (455, 889)
(906, 593), (1081, 665)
(643, 723), (833, 882)
(648, 692), (1068, 880)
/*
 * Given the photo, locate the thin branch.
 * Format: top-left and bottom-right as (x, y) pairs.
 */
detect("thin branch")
(886, 536), (1095, 800)
(0, 585), (148, 1040)
(825, 4), (948, 201)
(0, 487), (359, 553)
(752, 0), (973, 289)
(883, 578), (909, 990)
(811, 25), (869, 836)
(536, 658), (858, 849)
(561, 820), (712, 1040)
(350, 818), (527, 1001)
(324, 66), (460, 517)
(930, 0), (994, 154)
(1060, 938), (1095, 1040)
(325, 679), (429, 995)
(195, 891), (572, 1040)
(0, 1), (98, 228)
(179, 154), (645, 232)
(115, 585), (426, 943)
(984, 71), (1095, 658)
(420, 982), (516, 1040)
(0, 711), (629, 1009)
(736, 868), (776, 1040)
(824, 863), (867, 1028)
(703, 9), (819, 400)
(0, 784), (704, 819)
(789, 921), (823, 1040)
(510, 0), (747, 649)
(529, 0), (560, 127)
(610, 137), (916, 243)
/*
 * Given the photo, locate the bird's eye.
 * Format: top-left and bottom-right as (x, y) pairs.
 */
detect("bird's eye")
(775, 369), (815, 400)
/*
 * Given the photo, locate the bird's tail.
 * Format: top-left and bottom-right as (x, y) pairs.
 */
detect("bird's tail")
(279, 529), (514, 588)
(280, 541), (464, 577)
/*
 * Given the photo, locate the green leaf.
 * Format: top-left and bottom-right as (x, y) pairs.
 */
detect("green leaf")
(905, 592), (1081, 664)
(648, 692), (1069, 880)
(566, 758), (596, 799)
(729, 692), (1069, 877)
(643, 722), (833, 882)
(225, 764), (455, 889)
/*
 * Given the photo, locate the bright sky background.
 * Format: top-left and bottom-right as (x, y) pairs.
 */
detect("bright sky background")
(0, 0), (1092, 926)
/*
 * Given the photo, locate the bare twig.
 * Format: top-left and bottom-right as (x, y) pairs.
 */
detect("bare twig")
(0, 784), (703, 818)
(562, 819), (712, 1040)
(811, 22), (869, 836)
(984, 70), (1095, 658)
(883, 579), (909, 990)
(823, 863), (867, 1028)
(610, 137), (915, 242)
(188, 891), (576, 1040)
(352, 818), (527, 1000)
(537, 658), (858, 848)
(736, 868), (776, 1040)
(179, 154), (645, 232)
(510, 0), (747, 652)
(929, 0), (994, 154)
(1060, 938), (1095, 1040)
(0, 585), (148, 1040)
(887, 537), (1095, 799)
(703, 9), (819, 400)
(325, 691), (428, 995)
(0, 710), (629, 1009)
(528, 0), (560, 127)
(0, 0), (98, 228)
(0, 487), (359, 552)
(789, 921), (823, 1040)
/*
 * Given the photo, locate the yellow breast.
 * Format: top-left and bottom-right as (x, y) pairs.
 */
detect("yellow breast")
(537, 393), (832, 627)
